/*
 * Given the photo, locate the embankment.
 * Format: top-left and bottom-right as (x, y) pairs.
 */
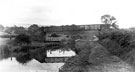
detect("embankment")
(59, 41), (135, 72)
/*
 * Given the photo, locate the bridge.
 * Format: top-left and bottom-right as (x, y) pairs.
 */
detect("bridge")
(0, 34), (17, 39)
(43, 39), (98, 63)
(0, 31), (99, 63)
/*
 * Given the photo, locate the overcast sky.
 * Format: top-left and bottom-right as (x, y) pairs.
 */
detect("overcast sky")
(0, 0), (134, 28)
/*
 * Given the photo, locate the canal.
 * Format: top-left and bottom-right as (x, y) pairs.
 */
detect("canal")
(0, 38), (76, 72)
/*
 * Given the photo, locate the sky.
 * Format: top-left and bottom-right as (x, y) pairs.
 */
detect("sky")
(0, 0), (135, 28)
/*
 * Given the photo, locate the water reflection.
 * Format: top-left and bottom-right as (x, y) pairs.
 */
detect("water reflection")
(0, 38), (75, 72)
(0, 42), (48, 64)
(0, 45), (65, 72)
(0, 57), (64, 72)
(0, 40), (75, 64)
(16, 54), (32, 64)
(0, 45), (11, 60)
(0, 45), (32, 64)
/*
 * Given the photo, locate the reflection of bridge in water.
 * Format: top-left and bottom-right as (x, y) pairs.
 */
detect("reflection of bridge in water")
(0, 30), (98, 63)
(45, 50), (76, 63)
(45, 57), (69, 63)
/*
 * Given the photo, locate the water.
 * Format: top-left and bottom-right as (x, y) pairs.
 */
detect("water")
(0, 57), (64, 72)
(0, 38), (75, 72)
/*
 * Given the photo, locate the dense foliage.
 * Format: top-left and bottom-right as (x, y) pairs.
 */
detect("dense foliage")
(98, 29), (134, 57)
(5, 26), (27, 34)
(15, 34), (31, 44)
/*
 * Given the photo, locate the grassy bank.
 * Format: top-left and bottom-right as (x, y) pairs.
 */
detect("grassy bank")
(59, 29), (135, 72)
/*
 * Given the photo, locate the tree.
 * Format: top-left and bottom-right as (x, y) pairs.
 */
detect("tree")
(28, 24), (39, 35)
(4, 26), (27, 34)
(37, 27), (46, 42)
(101, 14), (118, 29)
(28, 24), (40, 41)
(98, 29), (133, 57)
(14, 26), (27, 34)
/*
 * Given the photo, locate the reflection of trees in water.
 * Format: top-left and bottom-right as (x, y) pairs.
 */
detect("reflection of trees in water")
(14, 46), (33, 64)
(0, 45), (33, 64)
(16, 53), (32, 64)
(0, 41), (70, 64)
(14, 46), (47, 64)
(0, 44), (49, 64)
(31, 48), (47, 63)
(0, 45), (11, 60)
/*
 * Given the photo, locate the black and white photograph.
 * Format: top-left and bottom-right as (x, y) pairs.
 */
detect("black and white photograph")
(0, 0), (135, 72)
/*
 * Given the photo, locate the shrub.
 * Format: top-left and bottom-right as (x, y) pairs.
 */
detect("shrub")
(98, 29), (133, 57)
